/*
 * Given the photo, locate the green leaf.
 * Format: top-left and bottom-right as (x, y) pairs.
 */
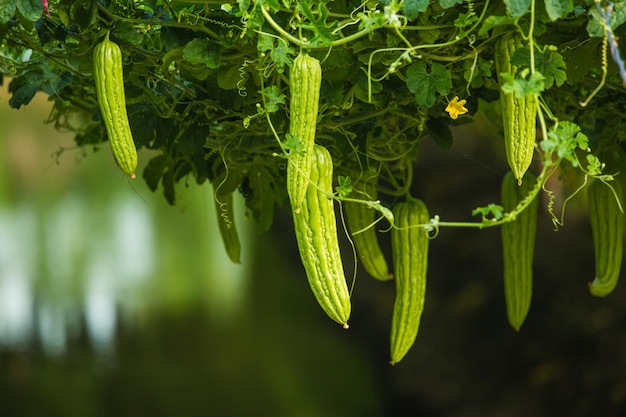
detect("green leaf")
(544, 0), (573, 21)
(586, 154), (603, 176)
(561, 37), (602, 84)
(296, 2), (337, 46)
(256, 32), (274, 53)
(143, 154), (170, 192)
(183, 38), (221, 69)
(257, 33), (292, 71)
(259, 85), (286, 114)
(504, 0), (530, 17)
(540, 51), (567, 88)
(16, 0), (42, 22)
(472, 204), (504, 222)
(269, 40), (293, 73)
(112, 21), (144, 45)
(336, 176), (352, 199)
(67, 0), (98, 30)
(403, 0), (428, 21)
(217, 64), (242, 90)
(244, 164), (282, 232)
(162, 167), (177, 205)
(129, 106), (157, 148)
(355, 72), (382, 104)
(510, 48), (567, 89)
(542, 121), (588, 167)
(8, 70), (41, 108)
(500, 71), (545, 98)
(439, 0), (463, 9)
(454, 12), (479, 29)
(0, 0), (17, 24)
(406, 61), (452, 108)
(587, 2), (626, 37)
(463, 56), (492, 88)
(478, 15), (518, 36)
(283, 133), (304, 154)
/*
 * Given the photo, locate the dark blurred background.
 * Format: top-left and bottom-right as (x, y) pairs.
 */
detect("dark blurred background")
(1, 85), (625, 417)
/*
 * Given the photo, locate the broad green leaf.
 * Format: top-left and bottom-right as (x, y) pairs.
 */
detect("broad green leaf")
(16, 0), (42, 22)
(403, 0), (428, 21)
(112, 21), (143, 45)
(129, 106), (157, 148)
(143, 154), (170, 193)
(544, 0), (573, 21)
(478, 15), (517, 36)
(244, 164), (282, 231)
(162, 167), (177, 205)
(355, 72), (382, 104)
(216, 64), (242, 90)
(0, 0), (17, 24)
(160, 26), (186, 51)
(68, 0), (98, 30)
(510, 48), (567, 89)
(183, 38), (221, 68)
(256, 33), (274, 53)
(8, 70), (42, 108)
(500, 71), (545, 98)
(504, 0), (530, 17)
(439, 0), (463, 9)
(561, 37), (602, 84)
(269, 40), (293, 73)
(406, 61), (452, 108)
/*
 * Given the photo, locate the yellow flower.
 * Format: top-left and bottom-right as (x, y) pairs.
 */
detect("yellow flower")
(445, 96), (468, 120)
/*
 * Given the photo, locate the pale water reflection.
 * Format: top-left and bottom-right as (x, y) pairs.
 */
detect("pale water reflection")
(0, 205), (36, 350)
(0, 186), (252, 355)
(0, 85), (253, 356)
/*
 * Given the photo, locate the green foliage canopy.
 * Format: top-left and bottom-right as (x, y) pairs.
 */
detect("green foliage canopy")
(1, 0), (626, 231)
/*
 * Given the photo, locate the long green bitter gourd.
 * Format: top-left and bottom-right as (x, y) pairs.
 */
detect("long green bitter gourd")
(93, 33), (138, 178)
(495, 32), (538, 185)
(344, 168), (392, 281)
(292, 145), (351, 328)
(501, 171), (539, 331)
(287, 53), (322, 212)
(390, 199), (430, 364)
(588, 179), (624, 297)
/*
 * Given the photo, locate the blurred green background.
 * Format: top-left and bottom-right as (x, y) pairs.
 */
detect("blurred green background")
(1, 83), (626, 417)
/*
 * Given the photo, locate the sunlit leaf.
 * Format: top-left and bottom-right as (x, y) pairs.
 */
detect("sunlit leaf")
(403, 0), (428, 21)
(16, 0), (43, 21)
(544, 0), (573, 21)
(183, 38), (221, 68)
(504, 0), (530, 17)
(0, 0), (17, 24)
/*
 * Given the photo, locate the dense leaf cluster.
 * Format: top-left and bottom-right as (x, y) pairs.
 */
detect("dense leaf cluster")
(1, 0), (626, 230)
